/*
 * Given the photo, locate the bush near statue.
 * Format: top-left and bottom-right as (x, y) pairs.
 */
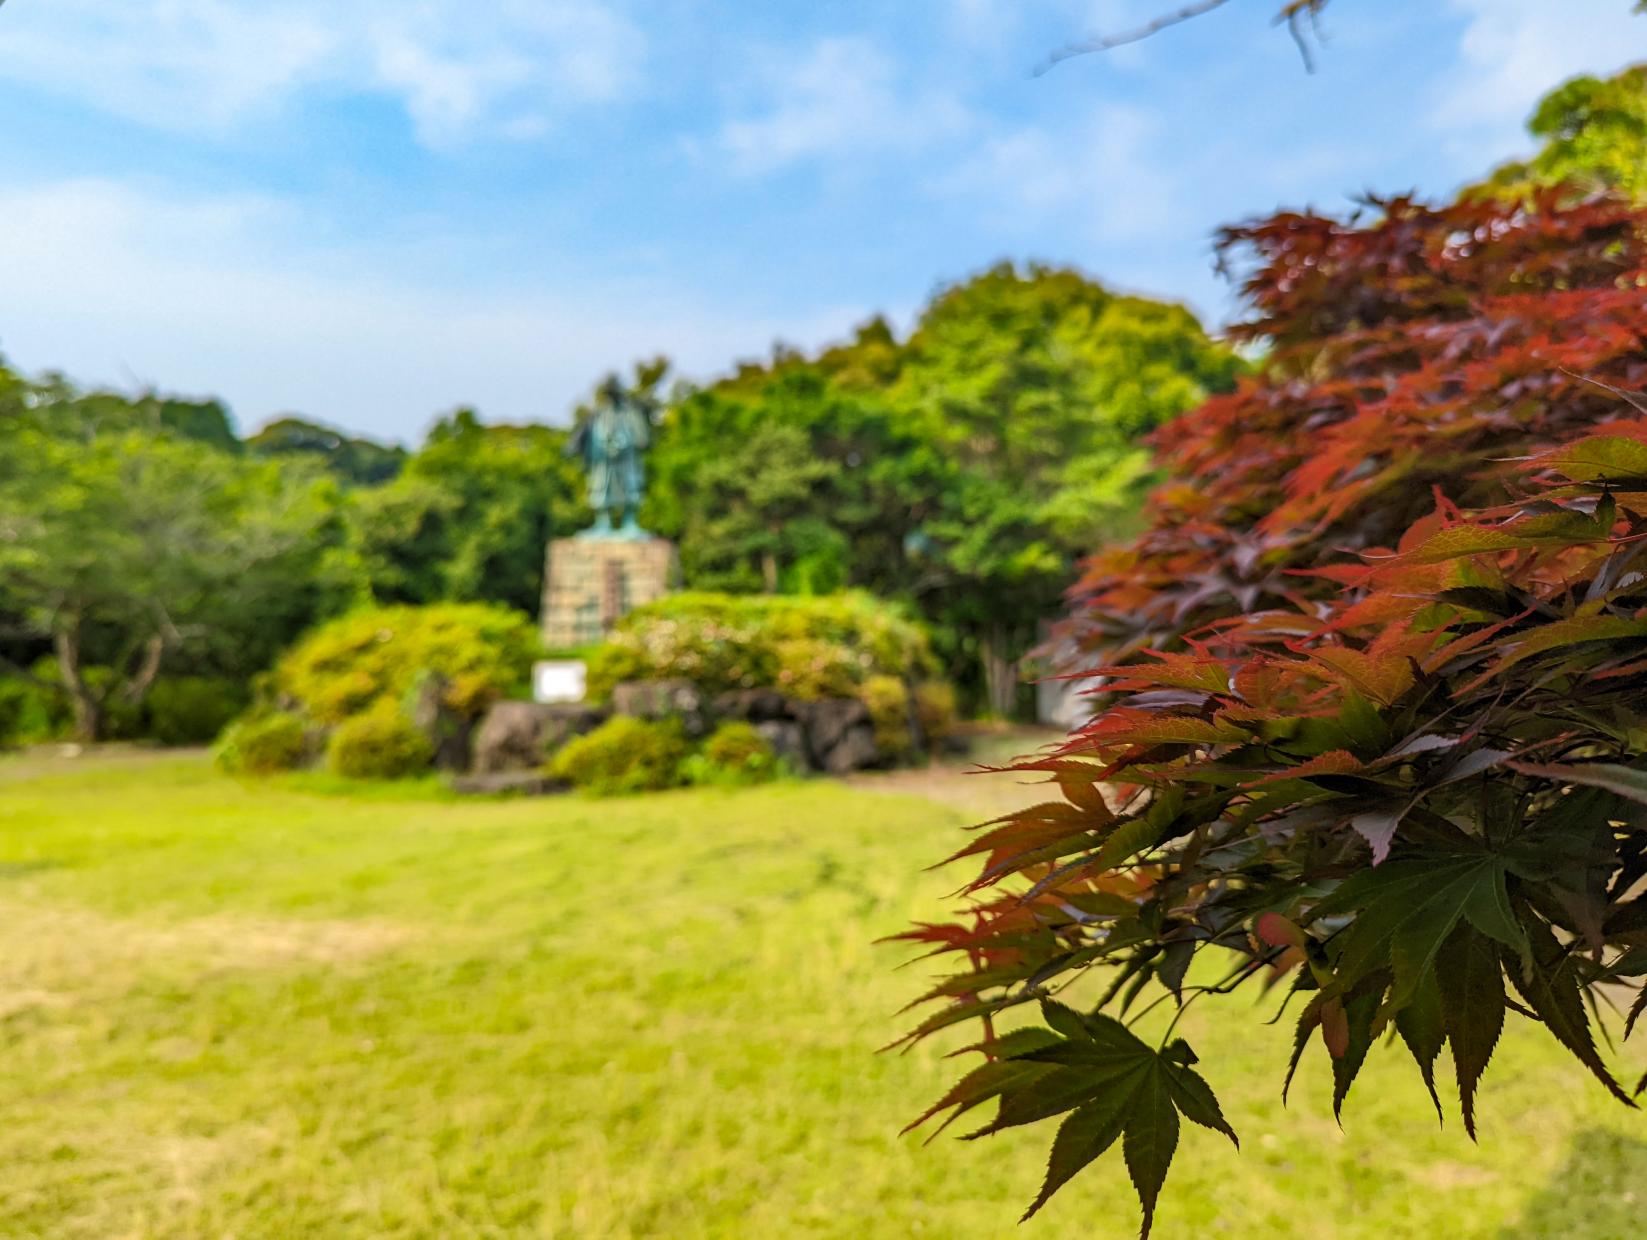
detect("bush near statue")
(213, 593), (957, 792)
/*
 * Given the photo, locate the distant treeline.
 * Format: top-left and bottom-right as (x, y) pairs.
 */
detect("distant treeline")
(1, 262), (1240, 740)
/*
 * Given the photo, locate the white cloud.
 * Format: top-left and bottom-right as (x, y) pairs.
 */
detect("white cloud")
(1436, 0), (1646, 162)
(715, 37), (972, 175)
(0, 0), (643, 147)
(938, 104), (1185, 244)
(0, 179), (861, 441)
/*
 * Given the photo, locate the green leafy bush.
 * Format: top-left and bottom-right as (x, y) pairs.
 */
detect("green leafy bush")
(214, 711), (309, 775)
(913, 680), (958, 743)
(275, 603), (537, 725)
(548, 716), (690, 796)
(860, 675), (915, 759)
(0, 675), (65, 747)
(144, 676), (248, 746)
(683, 721), (781, 787)
(326, 703), (433, 780)
(586, 591), (937, 700)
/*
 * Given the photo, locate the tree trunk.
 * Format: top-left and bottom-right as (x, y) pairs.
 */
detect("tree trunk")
(52, 621), (101, 743)
(980, 626), (1018, 720)
(761, 542), (779, 594)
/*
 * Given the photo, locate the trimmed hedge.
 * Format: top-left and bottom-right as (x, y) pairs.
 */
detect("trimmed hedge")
(548, 716), (690, 796)
(326, 703), (433, 780)
(586, 592), (938, 701)
(683, 721), (782, 787)
(215, 711), (309, 775)
(274, 603), (538, 725)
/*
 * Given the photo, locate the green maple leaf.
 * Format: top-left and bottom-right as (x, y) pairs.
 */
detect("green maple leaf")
(957, 1000), (1236, 1236)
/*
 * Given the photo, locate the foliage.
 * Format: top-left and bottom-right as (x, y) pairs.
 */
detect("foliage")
(548, 715), (690, 795)
(326, 702), (434, 780)
(647, 367), (940, 597)
(273, 602), (537, 725)
(682, 720), (782, 787)
(0, 383), (353, 740)
(248, 416), (407, 486)
(141, 676), (249, 746)
(1488, 64), (1647, 202)
(904, 193), (1647, 1235)
(584, 591), (938, 700)
(647, 266), (1237, 714)
(213, 711), (310, 775)
(352, 408), (587, 616)
(1059, 192), (1647, 661)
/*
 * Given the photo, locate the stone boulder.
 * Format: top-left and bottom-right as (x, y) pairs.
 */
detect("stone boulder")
(711, 688), (789, 722)
(471, 700), (607, 773)
(793, 697), (872, 770)
(821, 724), (880, 775)
(611, 679), (709, 737)
(409, 671), (472, 772)
(754, 720), (808, 770)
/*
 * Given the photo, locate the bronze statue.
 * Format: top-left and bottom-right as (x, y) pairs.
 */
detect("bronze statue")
(567, 375), (652, 538)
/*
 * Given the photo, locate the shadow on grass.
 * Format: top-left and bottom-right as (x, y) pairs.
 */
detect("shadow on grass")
(0, 861), (59, 880)
(1499, 1127), (1647, 1240)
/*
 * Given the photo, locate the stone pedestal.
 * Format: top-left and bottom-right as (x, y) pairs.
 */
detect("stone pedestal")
(540, 536), (678, 650)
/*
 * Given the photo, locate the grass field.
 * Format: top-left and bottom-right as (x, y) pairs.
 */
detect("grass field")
(0, 749), (1644, 1238)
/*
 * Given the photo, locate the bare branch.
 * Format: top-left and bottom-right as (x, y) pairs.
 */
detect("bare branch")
(1035, 0), (1234, 75)
(1035, 0), (1331, 76)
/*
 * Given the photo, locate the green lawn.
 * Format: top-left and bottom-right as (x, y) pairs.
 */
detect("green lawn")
(0, 750), (1643, 1238)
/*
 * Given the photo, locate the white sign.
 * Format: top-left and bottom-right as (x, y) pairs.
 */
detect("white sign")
(533, 659), (587, 704)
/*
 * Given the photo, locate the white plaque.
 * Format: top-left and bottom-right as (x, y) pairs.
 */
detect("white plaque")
(532, 659), (587, 704)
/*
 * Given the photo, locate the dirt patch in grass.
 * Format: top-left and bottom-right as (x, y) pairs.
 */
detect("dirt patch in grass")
(0, 899), (416, 1003)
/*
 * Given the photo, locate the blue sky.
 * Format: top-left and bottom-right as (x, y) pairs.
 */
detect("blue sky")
(0, 0), (1642, 442)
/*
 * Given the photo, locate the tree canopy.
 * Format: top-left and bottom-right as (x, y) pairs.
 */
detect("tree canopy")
(0, 366), (351, 739)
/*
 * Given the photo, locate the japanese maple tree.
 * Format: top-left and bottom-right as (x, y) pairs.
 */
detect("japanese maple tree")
(897, 189), (1647, 1235)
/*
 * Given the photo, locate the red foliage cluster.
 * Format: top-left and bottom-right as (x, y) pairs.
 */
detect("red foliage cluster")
(901, 192), (1647, 1236)
(1065, 192), (1647, 655)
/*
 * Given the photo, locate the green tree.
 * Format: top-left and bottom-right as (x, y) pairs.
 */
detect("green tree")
(888, 263), (1239, 714)
(353, 408), (587, 616)
(1488, 64), (1647, 201)
(248, 416), (408, 485)
(0, 412), (349, 740)
(648, 367), (941, 598)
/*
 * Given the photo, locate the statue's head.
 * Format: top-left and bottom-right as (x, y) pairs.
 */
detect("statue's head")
(597, 374), (625, 406)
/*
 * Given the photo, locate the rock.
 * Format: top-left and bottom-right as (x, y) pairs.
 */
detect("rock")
(794, 697), (871, 768)
(754, 720), (809, 770)
(448, 771), (567, 797)
(611, 679), (708, 737)
(712, 688), (789, 722)
(409, 671), (471, 772)
(471, 700), (606, 773)
(821, 724), (880, 774)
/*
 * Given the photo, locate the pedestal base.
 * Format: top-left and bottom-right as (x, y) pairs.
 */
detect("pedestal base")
(540, 536), (678, 649)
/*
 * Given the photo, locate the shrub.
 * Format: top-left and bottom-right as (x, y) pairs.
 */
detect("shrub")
(684, 721), (781, 787)
(144, 676), (248, 746)
(912, 680), (958, 743)
(0, 675), (65, 747)
(214, 711), (309, 775)
(586, 591), (938, 703)
(326, 703), (433, 780)
(901, 192), (1647, 1237)
(275, 603), (537, 725)
(548, 716), (689, 796)
(860, 675), (915, 760)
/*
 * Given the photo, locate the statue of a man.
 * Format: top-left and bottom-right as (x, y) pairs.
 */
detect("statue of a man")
(567, 375), (652, 537)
